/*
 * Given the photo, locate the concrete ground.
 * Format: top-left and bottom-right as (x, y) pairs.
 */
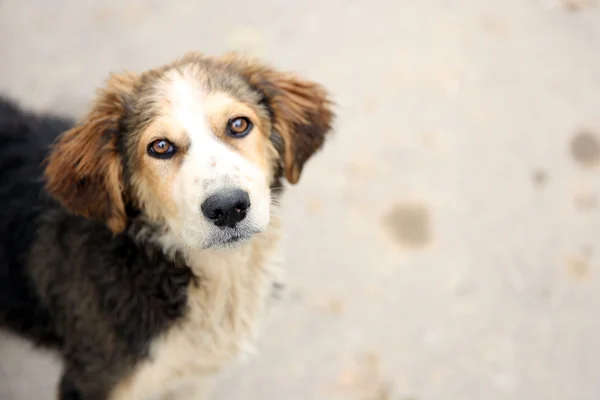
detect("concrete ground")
(1, 0), (600, 399)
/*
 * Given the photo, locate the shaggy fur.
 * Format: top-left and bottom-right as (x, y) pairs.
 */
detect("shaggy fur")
(0, 52), (334, 400)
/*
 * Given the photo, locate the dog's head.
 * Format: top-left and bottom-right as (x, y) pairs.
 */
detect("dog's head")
(44, 52), (334, 249)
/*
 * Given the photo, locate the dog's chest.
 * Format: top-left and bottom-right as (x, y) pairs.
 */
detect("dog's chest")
(117, 234), (281, 399)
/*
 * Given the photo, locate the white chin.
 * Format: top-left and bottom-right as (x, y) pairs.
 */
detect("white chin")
(208, 237), (249, 250)
(202, 225), (263, 250)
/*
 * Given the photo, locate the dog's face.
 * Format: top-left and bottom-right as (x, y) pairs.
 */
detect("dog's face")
(126, 65), (277, 249)
(44, 53), (333, 249)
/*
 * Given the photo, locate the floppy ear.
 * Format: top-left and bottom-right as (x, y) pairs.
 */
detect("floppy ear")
(44, 71), (137, 233)
(222, 54), (334, 184)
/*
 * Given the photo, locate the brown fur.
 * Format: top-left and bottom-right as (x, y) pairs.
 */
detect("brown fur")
(44, 72), (138, 233)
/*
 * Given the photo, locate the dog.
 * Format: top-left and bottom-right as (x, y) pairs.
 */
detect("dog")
(0, 51), (334, 399)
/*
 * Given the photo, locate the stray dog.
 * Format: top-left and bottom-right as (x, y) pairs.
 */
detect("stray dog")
(0, 52), (334, 399)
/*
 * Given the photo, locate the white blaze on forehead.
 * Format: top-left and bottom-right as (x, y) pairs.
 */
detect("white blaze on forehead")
(161, 71), (247, 191)
(165, 72), (209, 141)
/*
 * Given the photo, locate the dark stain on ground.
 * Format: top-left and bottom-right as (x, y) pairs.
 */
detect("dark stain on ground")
(270, 282), (285, 300)
(570, 129), (600, 167)
(384, 202), (432, 249)
(563, 0), (597, 11)
(532, 169), (548, 187)
(567, 256), (591, 279)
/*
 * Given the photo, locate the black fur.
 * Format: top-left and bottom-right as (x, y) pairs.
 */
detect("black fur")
(0, 97), (193, 399)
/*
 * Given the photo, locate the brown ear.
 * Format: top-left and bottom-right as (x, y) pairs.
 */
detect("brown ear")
(221, 54), (334, 184)
(44, 71), (137, 233)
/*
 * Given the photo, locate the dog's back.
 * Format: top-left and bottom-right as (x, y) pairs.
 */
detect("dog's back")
(0, 97), (71, 346)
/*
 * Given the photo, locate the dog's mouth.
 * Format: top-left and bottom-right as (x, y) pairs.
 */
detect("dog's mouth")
(223, 234), (244, 244)
(203, 226), (262, 249)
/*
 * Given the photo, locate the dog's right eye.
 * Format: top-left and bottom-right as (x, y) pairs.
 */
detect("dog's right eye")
(148, 139), (176, 159)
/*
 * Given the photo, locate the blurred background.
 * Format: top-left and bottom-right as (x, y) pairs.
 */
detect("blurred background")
(1, 0), (600, 399)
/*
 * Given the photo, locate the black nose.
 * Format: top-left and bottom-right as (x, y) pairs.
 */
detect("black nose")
(201, 189), (251, 228)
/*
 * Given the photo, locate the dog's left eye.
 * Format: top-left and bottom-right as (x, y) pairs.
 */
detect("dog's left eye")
(227, 117), (253, 138)
(148, 139), (176, 159)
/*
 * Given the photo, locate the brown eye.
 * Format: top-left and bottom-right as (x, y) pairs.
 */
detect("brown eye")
(227, 117), (253, 138)
(148, 139), (175, 159)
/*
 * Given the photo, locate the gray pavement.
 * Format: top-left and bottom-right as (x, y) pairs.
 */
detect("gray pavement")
(1, 0), (600, 399)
